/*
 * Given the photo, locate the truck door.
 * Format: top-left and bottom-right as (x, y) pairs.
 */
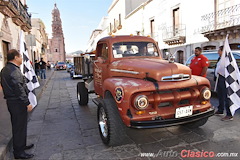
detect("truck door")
(94, 43), (109, 96)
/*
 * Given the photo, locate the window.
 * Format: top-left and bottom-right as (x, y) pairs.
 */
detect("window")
(112, 42), (159, 58)
(177, 51), (184, 64)
(2, 41), (9, 65)
(150, 19), (155, 38)
(97, 43), (108, 60)
(55, 49), (58, 52)
(216, 0), (234, 27)
(173, 8), (180, 36)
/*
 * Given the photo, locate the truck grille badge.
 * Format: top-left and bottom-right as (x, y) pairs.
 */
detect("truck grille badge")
(161, 74), (190, 81)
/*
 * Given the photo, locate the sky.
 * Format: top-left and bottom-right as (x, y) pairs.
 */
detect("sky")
(27, 0), (113, 53)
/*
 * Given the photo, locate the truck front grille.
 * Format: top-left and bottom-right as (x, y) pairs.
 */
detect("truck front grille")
(178, 99), (189, 105)
(156, 88), (191, 108)
(158, 102), (172, 107)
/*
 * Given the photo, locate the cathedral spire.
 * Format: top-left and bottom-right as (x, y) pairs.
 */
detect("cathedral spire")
(49, 3), (66, 63)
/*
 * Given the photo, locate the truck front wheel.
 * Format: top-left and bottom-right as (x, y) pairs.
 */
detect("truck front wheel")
(77, 82), (88, 105)
(97, 97), (127, 146)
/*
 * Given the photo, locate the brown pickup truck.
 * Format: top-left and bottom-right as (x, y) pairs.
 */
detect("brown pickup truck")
(76, 35), (214, 146)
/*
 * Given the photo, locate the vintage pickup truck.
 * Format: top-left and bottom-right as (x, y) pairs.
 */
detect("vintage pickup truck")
(76, 35), (214, 146)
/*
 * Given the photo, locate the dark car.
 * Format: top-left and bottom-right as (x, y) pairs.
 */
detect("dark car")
(185, 50), (240, 91)
(55, 62), (67, 70)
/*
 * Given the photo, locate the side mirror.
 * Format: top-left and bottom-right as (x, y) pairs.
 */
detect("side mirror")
(165, 52), (175, 63)
(168, 54), (175, 63)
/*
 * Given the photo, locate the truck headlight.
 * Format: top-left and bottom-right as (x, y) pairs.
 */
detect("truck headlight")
(201, 88), (211, 100)
(134, 95), (149, 110)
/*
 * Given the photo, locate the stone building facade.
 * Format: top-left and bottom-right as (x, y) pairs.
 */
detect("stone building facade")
(88, 0), (240, 64)
(48, 3), (66, 63)
(0, 0), (31, 70)
(27, 18), (49, 63)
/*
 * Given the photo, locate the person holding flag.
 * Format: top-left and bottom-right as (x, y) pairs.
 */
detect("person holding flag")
(0, 49), (34, 159)
(214, 46), (232, 120)
(214, 35), (240, 121)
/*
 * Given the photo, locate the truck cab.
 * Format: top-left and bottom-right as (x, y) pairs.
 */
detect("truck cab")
(76, 35), (214, 146)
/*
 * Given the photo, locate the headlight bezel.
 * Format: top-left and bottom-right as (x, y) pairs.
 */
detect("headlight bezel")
(201, 87), (211, 100)
(134, 95), (149, 110)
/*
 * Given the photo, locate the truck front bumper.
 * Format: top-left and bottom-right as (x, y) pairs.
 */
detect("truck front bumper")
(130, 108), (214, 129)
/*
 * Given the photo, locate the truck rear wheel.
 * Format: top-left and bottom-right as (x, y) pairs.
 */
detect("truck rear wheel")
(97, 96), (127, 146)
(77, 82), (88, 105)
(183, 117), (208, 128)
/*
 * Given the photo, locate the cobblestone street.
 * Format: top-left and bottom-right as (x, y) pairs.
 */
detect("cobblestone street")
(7, 71), (240, 160)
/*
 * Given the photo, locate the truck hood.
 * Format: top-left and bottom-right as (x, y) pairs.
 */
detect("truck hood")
(110, 58), (191, 82)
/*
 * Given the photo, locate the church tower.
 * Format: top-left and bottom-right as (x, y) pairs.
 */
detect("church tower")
(49, 3), (66, 63)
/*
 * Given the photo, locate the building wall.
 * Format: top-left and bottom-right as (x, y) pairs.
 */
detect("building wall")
(0, 0), (31, 70)
(30, 18), (49, 63)
(0, 15), (24, 70)
(88, 0), (240, 63)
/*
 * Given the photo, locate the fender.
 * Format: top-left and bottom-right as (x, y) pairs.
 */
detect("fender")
(102, 77), (156, 126)
(102, 76), (210, 126)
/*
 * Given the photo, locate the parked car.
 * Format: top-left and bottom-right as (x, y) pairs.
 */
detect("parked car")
(185, 50), (240, 91)
(55, 61), (67, 70)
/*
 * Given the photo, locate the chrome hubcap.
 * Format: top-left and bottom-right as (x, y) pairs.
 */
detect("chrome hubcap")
(99, 107), (108, 138)
(77, 92), (80, 101)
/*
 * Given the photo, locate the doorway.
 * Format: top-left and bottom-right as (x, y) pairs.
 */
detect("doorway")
(2, 41), (9, 66)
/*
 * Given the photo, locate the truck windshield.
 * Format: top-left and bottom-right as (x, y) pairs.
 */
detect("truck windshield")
(112, 42), (159, 58)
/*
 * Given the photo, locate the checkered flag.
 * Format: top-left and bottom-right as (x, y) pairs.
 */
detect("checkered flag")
(221, 35), (240, 116)
(20, 31), (40, 108)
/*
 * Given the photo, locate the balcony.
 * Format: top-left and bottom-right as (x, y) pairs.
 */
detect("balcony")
(0, 0), (31, 32)
(201, 4), (240, 40)
(162, 24), (186, 45)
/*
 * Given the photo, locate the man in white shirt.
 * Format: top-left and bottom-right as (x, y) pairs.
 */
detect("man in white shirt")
(214, 46), (233, 121)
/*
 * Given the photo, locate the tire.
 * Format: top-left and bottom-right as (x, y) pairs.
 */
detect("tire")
(97, 95), (127, 146)
(183, 117), (208, 128)
(77, 82), (88, 105)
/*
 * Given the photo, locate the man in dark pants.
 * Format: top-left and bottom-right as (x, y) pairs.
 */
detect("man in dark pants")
(39, 58), (46, 79)
(0, 49), (34, 159)
(214, 46), (233, 121)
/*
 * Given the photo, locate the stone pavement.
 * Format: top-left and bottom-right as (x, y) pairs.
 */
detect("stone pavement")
(4, 70), (240, 160)
(0, 69), (54, 160)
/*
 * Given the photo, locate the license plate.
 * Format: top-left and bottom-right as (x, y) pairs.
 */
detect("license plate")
(175, 105), (193, 118)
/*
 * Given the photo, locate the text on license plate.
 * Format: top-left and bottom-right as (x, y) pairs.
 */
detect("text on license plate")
(175, 105), (193, 118)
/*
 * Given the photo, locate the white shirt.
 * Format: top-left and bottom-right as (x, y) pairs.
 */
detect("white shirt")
(215, 57), (225, 77)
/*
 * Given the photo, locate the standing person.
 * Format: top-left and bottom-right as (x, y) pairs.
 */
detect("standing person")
(34, 60), (40, 78)
(39, 58), (46, 79)
(214, 46), (233, 121)
(189, 47), (209, 77)
(124, 45), (133, 54)
(46, 61), (51, 70)
(0, 49), (34, 159)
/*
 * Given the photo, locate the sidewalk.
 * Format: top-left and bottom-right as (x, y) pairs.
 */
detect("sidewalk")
(0, 69), (54, 160)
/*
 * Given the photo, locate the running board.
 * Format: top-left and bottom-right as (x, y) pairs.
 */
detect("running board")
(92, 97), (102, 106)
